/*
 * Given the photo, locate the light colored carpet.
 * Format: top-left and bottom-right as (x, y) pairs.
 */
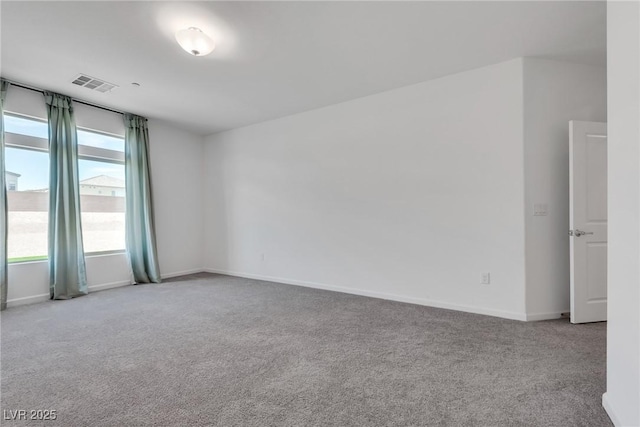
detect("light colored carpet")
(1, 273), (610, 426)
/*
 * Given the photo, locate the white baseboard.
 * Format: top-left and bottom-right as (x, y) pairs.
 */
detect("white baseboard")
(204, 268), (528, 321)
(88, 280), (131, 292)
(602, 392), (623, 427)
(161, 268), (205, 279)
(525, 311), (569, 321)
(6, 293), (50, 308)
(89, 268), (205, 289)
(5, 269), (205, 309)
(6, 280), (132, 308)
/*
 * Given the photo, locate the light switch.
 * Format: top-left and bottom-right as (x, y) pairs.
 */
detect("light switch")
(481, 273), (490, 284)
(533, 203), (548, 216)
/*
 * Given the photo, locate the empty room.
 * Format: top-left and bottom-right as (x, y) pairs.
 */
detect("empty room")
(1, 1), (638, 426)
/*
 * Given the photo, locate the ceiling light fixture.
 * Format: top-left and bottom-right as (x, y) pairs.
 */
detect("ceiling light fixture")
(175, 27), (215, 57)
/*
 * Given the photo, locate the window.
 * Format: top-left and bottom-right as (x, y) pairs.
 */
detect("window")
(4, 114), (49, 263)
(4, 113), (126, 262)
(77, 129), (125, 254)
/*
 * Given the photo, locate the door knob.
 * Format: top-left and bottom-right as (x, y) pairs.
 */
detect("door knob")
(570, 229), (594, 237)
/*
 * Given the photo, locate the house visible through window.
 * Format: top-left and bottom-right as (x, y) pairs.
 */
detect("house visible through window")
(77, 128), (125, 254)
(4, 114), (50, 263)
(4, 113), (126, 262)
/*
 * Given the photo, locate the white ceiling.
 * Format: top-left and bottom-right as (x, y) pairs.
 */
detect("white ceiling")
(1, 1), (606, 135)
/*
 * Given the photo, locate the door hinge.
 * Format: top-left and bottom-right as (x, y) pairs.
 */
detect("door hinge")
(568, 230), (574, 236)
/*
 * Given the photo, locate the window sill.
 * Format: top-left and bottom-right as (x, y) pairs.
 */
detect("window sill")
(8, 257), (47, 265)
(8, 250), (126, 265)
(85, 250), (127, 258)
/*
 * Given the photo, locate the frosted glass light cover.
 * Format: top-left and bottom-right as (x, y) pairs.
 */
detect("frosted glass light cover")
(175, 27), (215, 56)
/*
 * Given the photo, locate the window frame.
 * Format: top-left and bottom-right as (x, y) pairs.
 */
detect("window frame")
(4, 112), (127, 262)
(5, 113), (125, 163)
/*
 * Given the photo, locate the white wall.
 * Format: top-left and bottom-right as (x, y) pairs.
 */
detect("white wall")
(204, 59), (528, 320)
(147, 119), (205, 277)
(522, 58), (607, 320)
(203, 58), (608, 322)
(603, 1), (640, 426)
(4, 86), (205, 306)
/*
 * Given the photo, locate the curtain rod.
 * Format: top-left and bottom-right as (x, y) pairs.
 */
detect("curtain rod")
(5, 79), (125, 116)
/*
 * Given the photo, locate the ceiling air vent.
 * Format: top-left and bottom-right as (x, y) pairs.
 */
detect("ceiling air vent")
(71, 74), (118, 93)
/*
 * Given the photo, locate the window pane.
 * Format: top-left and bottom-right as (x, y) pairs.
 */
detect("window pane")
(79, 159), (125, 253)
(5, 114), (48, 139)
(78, 129), (124, 152)
(6, 147), (49, 262)
(5, 113), (127, 257)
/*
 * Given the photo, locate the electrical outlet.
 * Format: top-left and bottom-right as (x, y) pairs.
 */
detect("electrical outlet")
(533, 203), (548, 216)
(481, 273), (491, 284)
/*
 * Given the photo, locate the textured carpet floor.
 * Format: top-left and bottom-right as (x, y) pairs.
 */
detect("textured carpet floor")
(1, 273), (610, 426)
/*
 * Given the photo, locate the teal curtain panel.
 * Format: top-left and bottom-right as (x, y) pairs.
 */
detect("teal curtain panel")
(124, 114), (161, 284)
(45, 92), (87, 299)
(0, 80), (9, 310)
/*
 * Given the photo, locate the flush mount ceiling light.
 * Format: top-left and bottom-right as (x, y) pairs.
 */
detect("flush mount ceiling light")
(175, 27), (215, 56)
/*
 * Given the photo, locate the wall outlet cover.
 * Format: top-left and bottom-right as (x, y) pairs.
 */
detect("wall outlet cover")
(533, 203), (549, 216)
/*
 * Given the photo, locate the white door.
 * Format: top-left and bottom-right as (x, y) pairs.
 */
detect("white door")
(569, 120), (607, 324)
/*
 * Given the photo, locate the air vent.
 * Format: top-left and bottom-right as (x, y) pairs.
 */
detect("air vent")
(71, 74), (118, 93)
